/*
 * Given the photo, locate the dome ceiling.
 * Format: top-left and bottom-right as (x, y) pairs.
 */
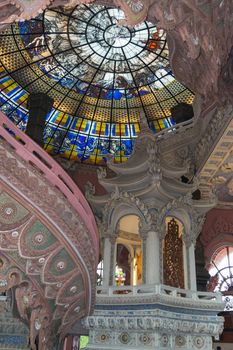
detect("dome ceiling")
(0, 3), (193, 165)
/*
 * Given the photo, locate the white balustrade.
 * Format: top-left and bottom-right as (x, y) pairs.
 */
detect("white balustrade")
(96, 283), (222, 303)
(156, 119), (194, 141)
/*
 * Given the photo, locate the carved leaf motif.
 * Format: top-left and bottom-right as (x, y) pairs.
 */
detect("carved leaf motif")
(56, 272), (84, 305)
(42, 247), (76, 284)
(19, 219), (59, 258)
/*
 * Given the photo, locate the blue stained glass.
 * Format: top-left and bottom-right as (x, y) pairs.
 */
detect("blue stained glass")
(0, 76), (10, 84)
(105, 124), (109, 136)
(98, 138), (109, 154)
(121, 139), (133, 156)
(113, 90), (122, 100)
(169, 117), (175, 126)
(163, 118), (170, 128)
(150, 121), (156, 133)
(125, 125), (129, 137)
(12, 89), (26, 102)
(91, 122), (97, 134)
(131, 124), (136, 136)
(75, 135), (87, 153)
(84, 122), (90, 133)
(0, 3), (194, 164)
(111, 125), (116, 136)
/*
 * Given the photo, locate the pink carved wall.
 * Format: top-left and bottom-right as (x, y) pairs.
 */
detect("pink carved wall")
(69, 166), (107, 197)
(0, 111), (99, 349)
(201, 208), (233, 266)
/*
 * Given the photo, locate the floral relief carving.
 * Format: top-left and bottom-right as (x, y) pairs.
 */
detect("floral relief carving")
(0, 140), (99, 349)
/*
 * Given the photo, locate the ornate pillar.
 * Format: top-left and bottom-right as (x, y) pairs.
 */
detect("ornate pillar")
(102, 236), (112, 287)
(147, 230), (160, 285)
(141, 233), (147, 284)
(188, 242), (197, 291)
(141, 225), (160, 285)
(109, 236), (117, 286)
(184, 214), (206, 291)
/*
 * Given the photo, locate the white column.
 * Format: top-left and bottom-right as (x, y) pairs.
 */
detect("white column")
(145, 231), (160, 285)
(188, 242), (197, 291)
(102, 237), (111, 287)
(112, 240), (117, 285)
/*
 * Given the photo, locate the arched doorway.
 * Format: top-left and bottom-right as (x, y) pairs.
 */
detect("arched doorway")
(115, 215), (142, 286)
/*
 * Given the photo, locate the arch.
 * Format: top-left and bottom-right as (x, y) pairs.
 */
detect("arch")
(158, 197), (194, 242)
(103, 191), (151, 237)
(205, 235), (233, 267)
(116, 214), (142, 286)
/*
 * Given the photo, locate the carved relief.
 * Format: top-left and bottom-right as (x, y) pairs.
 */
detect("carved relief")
(0, 140), (99, 349)
(163, 218), (184, 289)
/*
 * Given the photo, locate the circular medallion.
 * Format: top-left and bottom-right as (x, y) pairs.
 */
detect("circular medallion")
(193, 336), (204, 348)
(56, 261), (65, 270)
(11, 231), (19, 238)
(175, 335), (186, 346)
(139, 333), (151, 345)
(161, 334), (169, 346)
(32, 232), (45, 245)
(70, 286), (77, 293)
(74, 306), (80, 313)
(38, 257), (45, 265)
(0, 203), (17, 220)
(120, 332), (129, 344)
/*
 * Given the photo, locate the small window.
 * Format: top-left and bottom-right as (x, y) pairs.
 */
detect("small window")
(96, 260), (103, 286)
(208, 247), (233, 310)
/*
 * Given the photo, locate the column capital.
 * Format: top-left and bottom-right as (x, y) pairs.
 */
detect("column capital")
(184, 213), (206, 248)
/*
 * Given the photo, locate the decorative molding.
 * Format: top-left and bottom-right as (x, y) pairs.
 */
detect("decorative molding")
(0, 139), (99, 348)
(102, 190), (152, 236)
(82, 295), (224, 350)
(196, 104), (233, 172)
(83, 315), (223, 336)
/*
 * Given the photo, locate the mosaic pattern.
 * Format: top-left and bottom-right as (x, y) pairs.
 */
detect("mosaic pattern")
(0, 4), (194, 164)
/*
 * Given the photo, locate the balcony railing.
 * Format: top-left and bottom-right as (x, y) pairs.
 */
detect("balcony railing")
(96, 284), (223, 304)
(0, 112), (99, 254)
(156, 118), (195, 141)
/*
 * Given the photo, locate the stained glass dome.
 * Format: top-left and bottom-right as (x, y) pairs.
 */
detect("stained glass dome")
(0, 3), (194, 164)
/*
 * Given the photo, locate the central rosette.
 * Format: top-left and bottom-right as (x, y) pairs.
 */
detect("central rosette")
(104, 25), (131, 47)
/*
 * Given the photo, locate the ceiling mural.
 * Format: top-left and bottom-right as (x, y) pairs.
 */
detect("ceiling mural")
(0, 3), (193, 164)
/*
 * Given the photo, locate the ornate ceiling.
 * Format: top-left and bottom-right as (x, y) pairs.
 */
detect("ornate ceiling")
(0, 3), (193, 164)
(0, 133), (99, 348)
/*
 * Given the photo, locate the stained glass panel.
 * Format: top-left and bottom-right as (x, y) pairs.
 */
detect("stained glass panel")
(0, 4), (194, 164)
